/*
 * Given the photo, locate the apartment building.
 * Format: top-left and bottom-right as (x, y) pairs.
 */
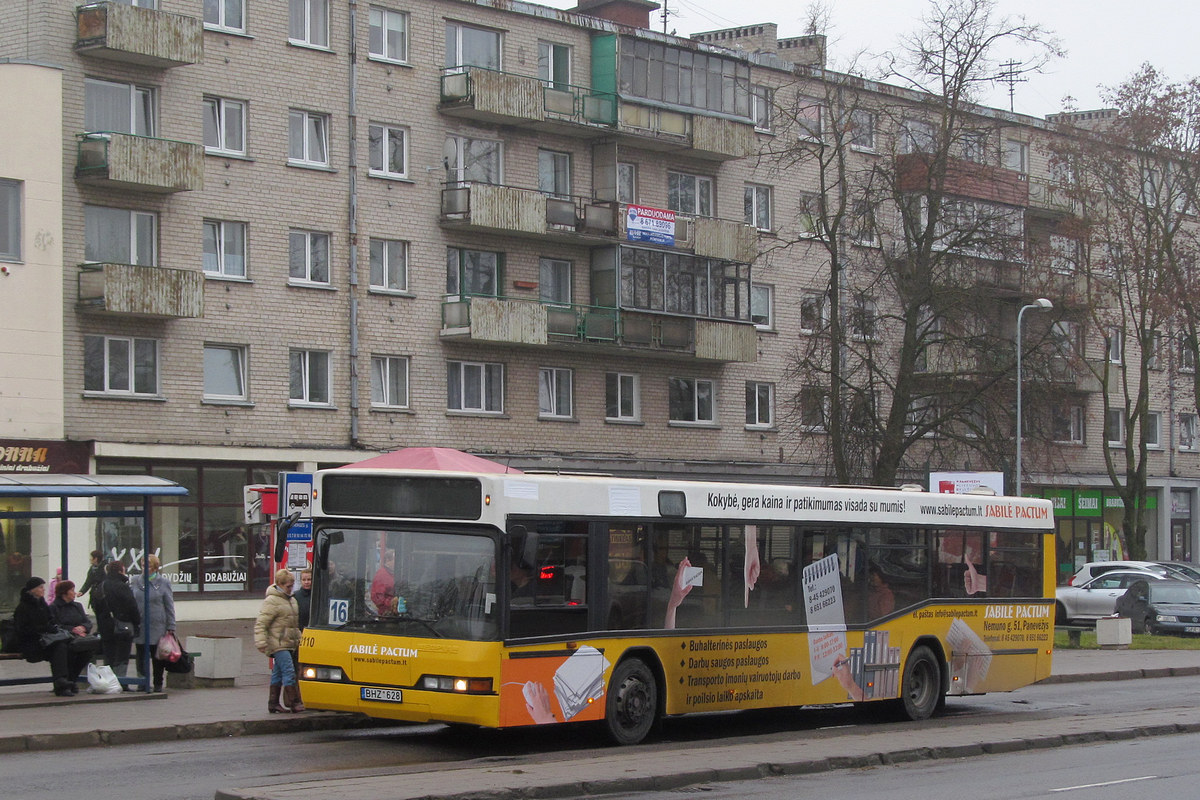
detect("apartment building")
(1, 0), (1196, 616)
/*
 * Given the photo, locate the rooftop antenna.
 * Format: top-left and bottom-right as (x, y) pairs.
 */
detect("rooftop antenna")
(661, 0), (669, 34)
(995, 60), (1027, 113)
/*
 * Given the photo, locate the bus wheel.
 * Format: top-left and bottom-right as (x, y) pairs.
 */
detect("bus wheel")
(898, 646), (941, 721)
(605, 658), (658, 745)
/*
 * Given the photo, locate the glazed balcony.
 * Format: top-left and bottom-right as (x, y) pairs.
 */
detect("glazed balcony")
(77, 263), (204, 319)
(76, 132), (204, 194)
(441, 297), (756, 362)
(897, 153), (1029, 207)
(75, 2), (202, 69)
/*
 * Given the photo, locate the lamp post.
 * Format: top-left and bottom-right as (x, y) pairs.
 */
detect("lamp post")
(1015, 298), (1054, 496)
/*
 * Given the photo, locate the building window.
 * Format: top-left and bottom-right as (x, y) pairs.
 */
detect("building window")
(84, 78), (154, 136)
(538, 367), (573, 418)
(539, 258), (571, 305)
(669, 377), (715, 424)
(447, 247), (501, 298)
(84, 335), (158, 396)
(904, 396), (937, 437)
(849, 199), (877, 246)
(849, 295), (878, 340)
(1052, 404), (1085, 444)
(800, 291), (825, 334)
(370, 355), (409, 408)
(1105, 327), (1124, 364)
(848, 109), (875, 150)
(750, 284), (773, 329)
(606, 372), (640, 421)
(1181, 335), (1196, 373)
(289, 349), (331, 405)
(203, 344), (247, 401)
(288, 229), (330, 284)
(797, 96), (823, 141)
(0, 179), (20, 262)
(615, 246), (751, 321)
(368, 6), (408, 63)
(796, 192), (822, 237)
(538, 150), (571, 199)
(900, 118), (936, 153)
(962, 130), (988, 163)
(751, 85), (772, 131)
(799, 386), (828, 430)
(1049, 234), (1079, 276)
(617, 162), (638, 204)
(668, 171), (713, 217)
(202, 97), (245, 155)
(1145, 411), (1162, 449)
(1003, 138), (1029, 176)
(1180, 413), (1198, 452)
(1146, 331), (1163, 370)
(744, 184), (772, 231)
(538, 41), (571, 89)
(369, 238), (407, 292)
(84, 206), (156, 265)
(445, 22), (501, 71)
(444, 136), (502, 185)
(448, 360), (503, 413)
(204, 0), (245, 32)
(289, 0), (329, 47)
(368, 123), (407, 178)
(202, 220), (246, 278)
(617, 39), (749, 117)
(1050, 320), (1080, 357)
(1106, 408), (1124, 447)
(288, 109), (329, 167)
(745, 382), (774, 428)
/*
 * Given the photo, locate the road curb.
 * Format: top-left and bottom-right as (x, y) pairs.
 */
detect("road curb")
(1036, 665), (1200, 684)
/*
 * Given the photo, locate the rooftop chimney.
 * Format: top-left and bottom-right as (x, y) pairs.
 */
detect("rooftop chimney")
(571, 0), (660, 29)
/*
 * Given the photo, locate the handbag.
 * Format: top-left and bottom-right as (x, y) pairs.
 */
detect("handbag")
(39, 628), (71, 648)
(69, 633), (102, 653)
(112, 620), (135, 639)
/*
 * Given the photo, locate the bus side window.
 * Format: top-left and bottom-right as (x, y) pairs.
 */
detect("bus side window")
(731, 525), (799, 626)
(606, 525), (649, 630)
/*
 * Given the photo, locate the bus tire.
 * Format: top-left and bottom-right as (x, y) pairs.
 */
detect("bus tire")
(897, 645), (941, 721)
(605, 657), (658, 746)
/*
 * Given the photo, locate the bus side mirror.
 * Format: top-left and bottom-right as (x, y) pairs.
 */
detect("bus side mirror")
(274, 511), (302, 563)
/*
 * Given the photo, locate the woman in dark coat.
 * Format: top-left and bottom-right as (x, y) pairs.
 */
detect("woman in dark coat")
(95, 560), (140, 680)
(12, 577), (79, 696)
(49, 580), (97, 692)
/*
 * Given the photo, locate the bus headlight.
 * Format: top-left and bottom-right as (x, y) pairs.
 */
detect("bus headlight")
(419, 675), (493, 694)
(302, 666), (345, 682)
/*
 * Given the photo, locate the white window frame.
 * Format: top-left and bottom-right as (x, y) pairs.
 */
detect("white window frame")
(369, 238), (408, 292)
(796, 96), (823, 141)
(745, 381), (774, 428)
(539, 257), (572, 305)
(1106, 327), (1124, 364)
(799, 290), (825, 334)
(617, 162), (638, 204)
(288, 229), (330, 285)
(538, 41), (571, 89)
(84, 77), (155, 136)
(446, 247), (501, 298)
(203, 344), (247, 401)
(204, 0), (245, 33)
(445, 21), (502, 71)
(0, 179), (20, 262)
(370, 354), (410, 409)
(84, 206), (157, 266)
(1181, 335), (1196, 373)
(288, 0), (329, 48)
(447, 360), (504, 413)
(1145, 411), (1162, 449)
(368, 6), (409, 63)
(1052, 404), (1085, 444)
(900, 118), (936, 154)
(288, 109), (329, 167)
(83, 335), (159, 397)
(1003, 138), (1029, 177)
(444, 136), (502, 185)
(849, 199), (877, 246)
(203, 96), (246, 156)
(848, 109), (875, 151)
(538, 149), (572, 199)
(668, 377), (715, 425)
(538, 367), (573, 419)
(849, 295), (878, 341)
(368, 123), (408, 179)
(1146, 331), (1163, 370)
(750, 283), (773, 329)
(1106, 408), (1125, 447)
(799, 386), (828, 431)
(289, 348), (331, 406)
(1180, 412), (1198, 452)
(798, 191), (821, 237)
(744, 183), (772, 231)
(961, 130), (988, 164)
(667, 171), (714, 217)
(1049, 234), (1078, 276)
(904, 396), (938, 437)
(605, 372), (640, 422)
(202, 219), (247, 279)
(751, 84), (772, 131)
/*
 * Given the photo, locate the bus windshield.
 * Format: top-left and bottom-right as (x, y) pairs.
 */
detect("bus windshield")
(314, 526), (498, 641)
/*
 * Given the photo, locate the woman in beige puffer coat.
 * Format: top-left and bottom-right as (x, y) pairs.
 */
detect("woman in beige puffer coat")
(254, 568), (304, 713)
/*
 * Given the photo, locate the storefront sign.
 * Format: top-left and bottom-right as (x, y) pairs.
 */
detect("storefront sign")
(0, 440), (90, 473)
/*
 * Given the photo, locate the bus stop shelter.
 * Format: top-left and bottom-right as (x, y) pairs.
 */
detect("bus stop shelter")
(0, 473), (187, 688)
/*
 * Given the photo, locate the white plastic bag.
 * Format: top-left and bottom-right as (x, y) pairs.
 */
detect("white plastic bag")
(87, 663), (122, 695)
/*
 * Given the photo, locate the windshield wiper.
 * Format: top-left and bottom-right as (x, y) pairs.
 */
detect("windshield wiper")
(397, 614), (444, 638)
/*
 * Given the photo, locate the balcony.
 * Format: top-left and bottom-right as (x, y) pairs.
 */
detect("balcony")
(897, 153), (1029, 207)
(75, 2), (202, 69)
(1027, 179), (1078, 215)
(441, 297), (756, 362)
(441, 183), (618, 243)
(76, 132), (204, 193)
(77, 263), (204, 319)
(616, 103), (756, 161)
(440, 68), (616, 136)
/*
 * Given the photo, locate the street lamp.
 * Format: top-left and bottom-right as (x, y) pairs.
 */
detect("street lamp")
(1015, 298), (1054, 496)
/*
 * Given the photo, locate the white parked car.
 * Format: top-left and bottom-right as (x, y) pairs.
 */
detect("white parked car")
(1068, 560), (1174, 586)
(1055, 569), (1172, 624)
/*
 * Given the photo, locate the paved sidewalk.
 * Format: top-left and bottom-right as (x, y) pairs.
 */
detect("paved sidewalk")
(2, 621), (1199, 757)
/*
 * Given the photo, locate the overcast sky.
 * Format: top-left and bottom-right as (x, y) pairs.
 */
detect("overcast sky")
(545, 0), (1196, 119)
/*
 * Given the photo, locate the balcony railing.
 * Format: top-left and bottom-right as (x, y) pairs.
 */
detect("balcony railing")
(77, 263), (204, 318)
(76, 132), (204, 193)
(1028, 179), (1078, 215)
(440, 68), (616, 132)
(441, 296), (756, 362)
(75, 1), (202, 69)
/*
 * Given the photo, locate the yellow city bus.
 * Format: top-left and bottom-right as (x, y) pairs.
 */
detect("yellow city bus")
(298, 469), (1055, 744)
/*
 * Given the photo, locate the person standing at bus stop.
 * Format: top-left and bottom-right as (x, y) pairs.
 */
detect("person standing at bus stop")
(131, 554), (175, 693)
(255, 568), (304, 713)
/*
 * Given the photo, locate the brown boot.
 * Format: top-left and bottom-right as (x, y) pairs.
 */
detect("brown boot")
(284, 684), (306, 713)
(268, 683), (284, 714)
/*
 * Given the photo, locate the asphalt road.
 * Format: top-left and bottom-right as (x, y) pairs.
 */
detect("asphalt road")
(3, 675), (1197, 800)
